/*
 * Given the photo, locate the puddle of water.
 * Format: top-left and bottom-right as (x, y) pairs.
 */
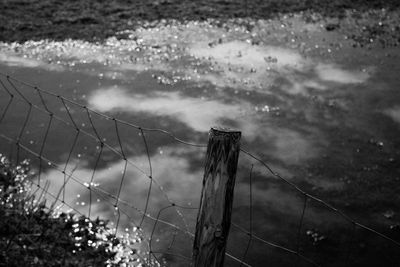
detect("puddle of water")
(42, 146), (202, 217)
(41, 146), (203, 262)
(315, 63), (370, 84)
(190, 40), (306, 69)
(88, 86), (250, 133)
(1, 14), (400, 267)
(384, 107), (400, 125)
(0, 51), (64, 71)
(88, 85), (323, 165)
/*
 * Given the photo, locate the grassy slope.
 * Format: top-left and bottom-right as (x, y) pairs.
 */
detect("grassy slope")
(0, 156), (138, 267)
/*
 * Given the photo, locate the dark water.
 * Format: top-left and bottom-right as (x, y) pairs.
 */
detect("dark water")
(1, 16), (400, 266)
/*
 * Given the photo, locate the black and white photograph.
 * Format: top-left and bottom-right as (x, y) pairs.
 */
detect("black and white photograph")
(1, 0), (400, 266)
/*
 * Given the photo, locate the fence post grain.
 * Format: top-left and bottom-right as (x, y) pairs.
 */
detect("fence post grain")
(192, 127), (241, 267)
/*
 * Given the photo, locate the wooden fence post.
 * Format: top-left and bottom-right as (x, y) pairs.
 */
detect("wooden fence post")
(192, 127), (241, 267)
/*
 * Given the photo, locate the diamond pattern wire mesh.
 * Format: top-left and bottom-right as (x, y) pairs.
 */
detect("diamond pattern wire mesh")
(1, 72), (400, 266)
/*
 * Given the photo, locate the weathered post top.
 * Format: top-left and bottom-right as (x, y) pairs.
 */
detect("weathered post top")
(208, 127), (241, 140)
(192, 127), (241, 267)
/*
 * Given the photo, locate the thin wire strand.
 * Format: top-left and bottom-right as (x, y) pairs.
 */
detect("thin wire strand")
(35, 86), (52, 115)
(0, 96), (13, 124)
(5, 84), (194, 231)
(2, 72), (400, 267)
(16, 104), (32, 163)
(139, 127), (153, 228)
(294, 194), (308, 267)
(60, 97), (79, 130)
(232, 222), (320, 267)
(240, 147), (400, 248)
(26, 180), (128, 264)
(85, 107), (103, 144)
(0, 79), (14, 124)
(240, 164), (254, 267)
(2, 72), (207, 148)
(1, 72), (202, 241)
(7, 84), (191, 211)
(151, 251), (192, 262)
(88, 142), (104, 218)
(1, 134), (158, 264)
(6, 76), (31, 104)
(114, 119), (126, 160)
(0, 133), (193, 239)
(37, 114), (53, 185)
(62, 130), (80, 202)
(149, 205), (175, 266)
(226, 253), (252, 267)
(149, 204), (198, 266)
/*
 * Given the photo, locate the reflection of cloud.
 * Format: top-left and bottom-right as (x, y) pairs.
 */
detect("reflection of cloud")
(234, 182), (344, 226)
(384, 107), (400, 124)
(88, 86), (322, 164)
(269, 128), (319, 163)
(316, 63), (370, 84)
(88, 86), (251, 133)
(1, 27), (372, 97)
(287, 79), (327, 95)
(235, 183), (302, 214)
(189, 41), (307, 92)
(115, 62), (170, 73)
(41, 147), (203, 260)
(43, 147), (203, 219)
(0, 52), (64, 71)
(189, 40), (371, 95)
(242, 126), (323, 164)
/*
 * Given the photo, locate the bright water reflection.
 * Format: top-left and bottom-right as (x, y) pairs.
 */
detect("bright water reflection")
(41, 146), (203, 261)
(87, 86), (323, 164)
(0, 51), (64, 71)
(88, 87), (251, 133)
(384, 107), (400, 125)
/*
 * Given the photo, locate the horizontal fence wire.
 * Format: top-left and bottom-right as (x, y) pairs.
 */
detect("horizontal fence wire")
(0, 72), (203, 266)
(240, 148), (400, 247)
(1, 71), (400, 266)
(229, 150), (400, 266)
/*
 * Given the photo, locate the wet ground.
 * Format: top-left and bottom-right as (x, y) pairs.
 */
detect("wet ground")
(1, 0), (400, 45)
(1, 1), (400, 267)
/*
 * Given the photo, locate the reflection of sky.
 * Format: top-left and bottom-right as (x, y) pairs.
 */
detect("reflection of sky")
(1, 22), (372, 97)
(1, 16), (400, 266)
(189, 40), (371, 94)
(0, 51), (64, 71)
(234, 182), (343, 224)
(87, 86), (322, 164)
(41, 146), (204, 261)
(40, 143), (338, 262)
(43, 146), (203, 220)
(384, 107), (400, 125)
(0, 17), (382, 212)
(88, 86), (250, 132)
(315, 63), (370, 84)
(190, 40), (306, 69)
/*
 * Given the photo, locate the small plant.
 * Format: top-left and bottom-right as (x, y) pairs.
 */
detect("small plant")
(0, 154), (143, 266)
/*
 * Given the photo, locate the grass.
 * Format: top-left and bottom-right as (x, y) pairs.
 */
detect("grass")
(0, 154), (141, 267)
(1, 0), (400, 42)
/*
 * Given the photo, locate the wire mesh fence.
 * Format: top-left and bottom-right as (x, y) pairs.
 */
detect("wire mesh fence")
(1, 71), (400, 266)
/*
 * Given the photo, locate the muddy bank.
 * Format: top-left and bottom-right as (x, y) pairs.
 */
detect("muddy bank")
(1, 0), (400, 45)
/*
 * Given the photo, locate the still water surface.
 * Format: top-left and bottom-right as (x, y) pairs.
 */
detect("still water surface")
(1, 16), (400, 266)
